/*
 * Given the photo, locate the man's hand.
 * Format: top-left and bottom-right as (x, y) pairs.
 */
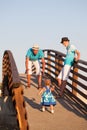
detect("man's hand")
(75, 50), (80, 62)
(41, 58), (45, 75)
(74, 57), (79, 62)
(25, 69), (29, 74)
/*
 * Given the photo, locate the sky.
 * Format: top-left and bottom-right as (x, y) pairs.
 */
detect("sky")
(0, 0), (87, 81)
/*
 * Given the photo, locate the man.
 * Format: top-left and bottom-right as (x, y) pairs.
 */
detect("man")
(25, 44), (45, 89)
(57, 37), (80, 97)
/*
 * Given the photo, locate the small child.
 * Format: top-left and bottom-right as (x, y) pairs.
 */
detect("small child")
(57, 37), (80, 97)
(39, 79), (56, 114)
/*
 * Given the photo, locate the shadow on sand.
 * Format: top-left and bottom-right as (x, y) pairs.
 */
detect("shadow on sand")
(24, 96), (41, 111)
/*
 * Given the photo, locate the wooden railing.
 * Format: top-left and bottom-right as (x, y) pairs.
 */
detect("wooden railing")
(2, 50), (29, 130)
(43, 49), (87, 110)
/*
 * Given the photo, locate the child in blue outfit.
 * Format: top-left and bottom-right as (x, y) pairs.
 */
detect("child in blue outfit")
(39, 79), (56, 113)
(57, 37), (80, 97)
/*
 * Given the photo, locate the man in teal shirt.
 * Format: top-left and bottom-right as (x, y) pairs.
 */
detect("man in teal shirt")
(25, 44), (45, 89)
(57, 37), (80, 97)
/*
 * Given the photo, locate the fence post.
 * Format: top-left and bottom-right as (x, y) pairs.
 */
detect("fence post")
(72, 64), (78, 96)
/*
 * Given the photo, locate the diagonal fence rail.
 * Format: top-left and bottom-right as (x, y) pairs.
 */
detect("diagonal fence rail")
(2, 50), (29, 130)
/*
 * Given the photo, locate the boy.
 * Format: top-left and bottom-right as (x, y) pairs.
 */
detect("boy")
(58, 37), (80, 97)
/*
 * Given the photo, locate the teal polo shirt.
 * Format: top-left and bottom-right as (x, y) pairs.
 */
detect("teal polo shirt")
(64, 44), (76, 66)
(26, 48), (44, 61)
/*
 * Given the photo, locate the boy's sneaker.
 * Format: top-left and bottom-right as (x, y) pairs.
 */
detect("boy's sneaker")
(51, 110), (54, 114)
(42, 107), (45, 112)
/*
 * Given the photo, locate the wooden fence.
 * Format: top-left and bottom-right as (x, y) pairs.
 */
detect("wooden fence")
(43, 49), (87, 110)
(2, 50), (29, 130)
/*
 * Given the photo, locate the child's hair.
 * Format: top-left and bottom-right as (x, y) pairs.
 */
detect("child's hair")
(44, 79), (51, 86)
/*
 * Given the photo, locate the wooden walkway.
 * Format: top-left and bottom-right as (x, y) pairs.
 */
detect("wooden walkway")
(20, 74), (87, 130)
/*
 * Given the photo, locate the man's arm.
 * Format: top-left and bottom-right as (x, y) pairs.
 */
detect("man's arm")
(25, 57), (29, 72)
(75, 50), (80, 61)
(41, 58), (45, 74)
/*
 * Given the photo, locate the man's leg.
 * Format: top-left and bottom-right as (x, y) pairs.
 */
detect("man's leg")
(33, 60), (42, 88)
(27, 74), (31, 88)
(57, 67), (63, 87)
(26, 61), (32, 88)
(58, 78), (62, 87)
(59, 80), (67, 97)
(59, 65), (71, 96)
(37, 74), (42, 88)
